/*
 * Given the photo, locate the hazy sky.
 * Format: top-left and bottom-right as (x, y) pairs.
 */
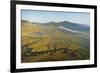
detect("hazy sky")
(21, 10), (90, 25)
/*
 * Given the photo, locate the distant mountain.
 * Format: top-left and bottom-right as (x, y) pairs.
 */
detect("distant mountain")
(43, 22), (58, 26)
(22, 20), (90, 33)
(44, 21), (90, 33)
(22, 20), (34, 26)
(57, 21), (90, 33)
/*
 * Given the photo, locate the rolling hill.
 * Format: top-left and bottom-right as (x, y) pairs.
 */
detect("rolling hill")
(21, 20), (90, 63)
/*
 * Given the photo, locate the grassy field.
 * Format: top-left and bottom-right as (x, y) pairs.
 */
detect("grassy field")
(21, 21), (90, 63)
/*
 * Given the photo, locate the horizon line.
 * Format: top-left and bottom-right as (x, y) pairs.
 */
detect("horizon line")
(21, 19), (90, 26)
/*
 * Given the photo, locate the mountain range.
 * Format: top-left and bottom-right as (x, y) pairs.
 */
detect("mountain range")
(22, 20), (90, 33)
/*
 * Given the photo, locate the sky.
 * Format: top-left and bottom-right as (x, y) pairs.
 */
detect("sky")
(21, 10), (90, 25)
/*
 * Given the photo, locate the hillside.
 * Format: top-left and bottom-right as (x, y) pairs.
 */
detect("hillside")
(43, 21), (90, 33)
(21, 20), (90, 63)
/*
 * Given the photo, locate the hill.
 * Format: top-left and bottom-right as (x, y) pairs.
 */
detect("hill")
(21, 20), (90, 63)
